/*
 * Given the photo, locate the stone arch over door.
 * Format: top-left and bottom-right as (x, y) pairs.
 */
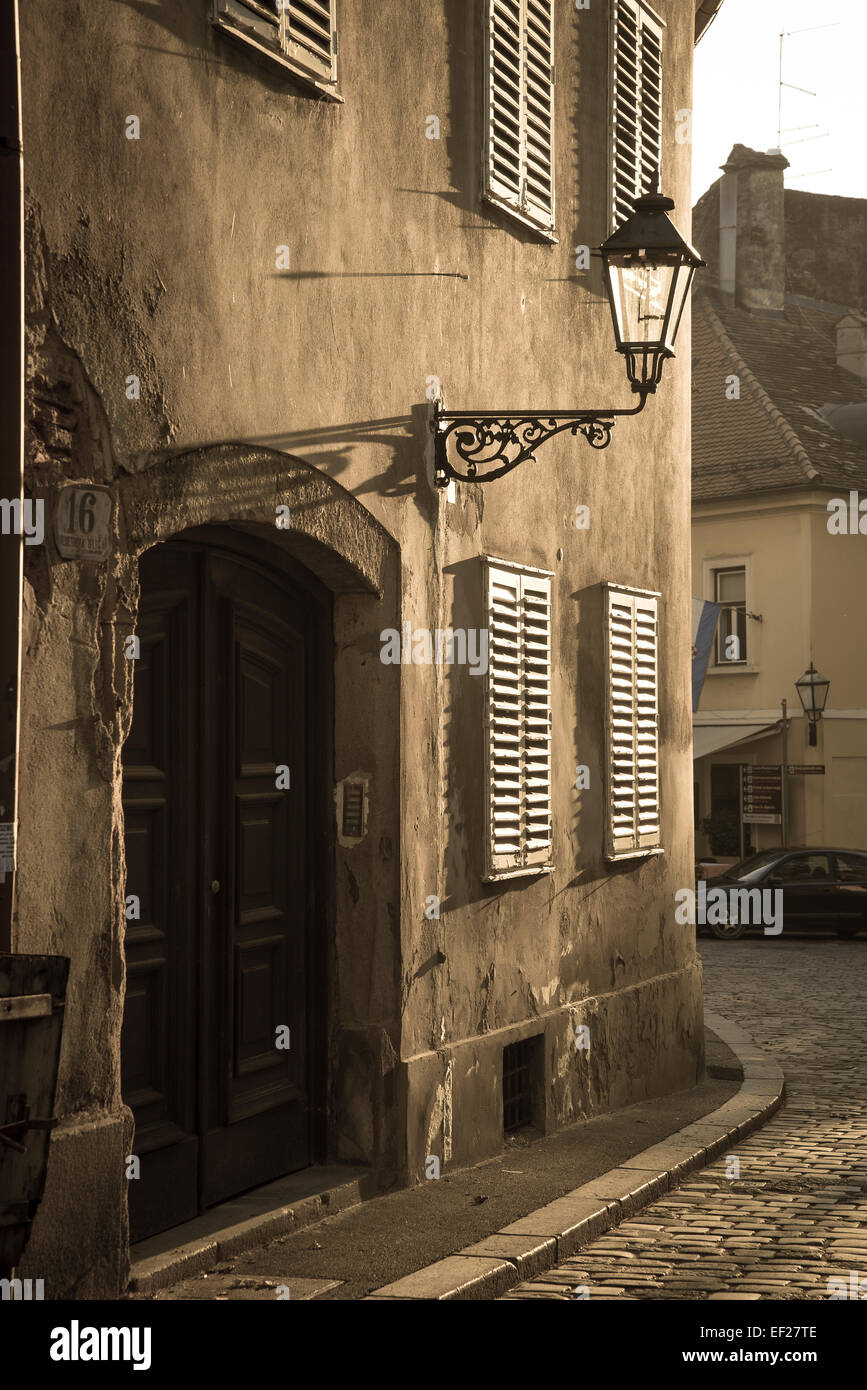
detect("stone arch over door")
(117, 445), (403, 1232)
(118, 442), (394, 597)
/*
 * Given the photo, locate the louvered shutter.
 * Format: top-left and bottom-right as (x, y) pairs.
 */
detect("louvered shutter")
(521, 575), (552, 862)
(283, 0), (337, 81)
(485, 561), (553, 877)
(611, 0), (664, 228)
(215, 1), (337, 83)
(484, 0), (555, 234)
(217, 0), (282, 48)
(604, 587), (660, 859)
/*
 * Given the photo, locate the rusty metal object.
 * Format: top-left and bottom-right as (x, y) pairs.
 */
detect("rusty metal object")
(0, 954), (69, 1276)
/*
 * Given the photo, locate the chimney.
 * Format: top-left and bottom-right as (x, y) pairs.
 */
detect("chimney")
(718, 145), (789, 314)
(835, 314), (867, 381)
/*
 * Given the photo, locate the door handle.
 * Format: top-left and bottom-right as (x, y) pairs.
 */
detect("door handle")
(210, 879), (220, 894)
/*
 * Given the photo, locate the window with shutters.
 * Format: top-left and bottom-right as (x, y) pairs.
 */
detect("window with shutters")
(610, 0), (664, 228)
(603, 584), (662, 860)
(212, 1), (339, 94)
(483, 0), (555, 236)
(484, 558), (554, 880)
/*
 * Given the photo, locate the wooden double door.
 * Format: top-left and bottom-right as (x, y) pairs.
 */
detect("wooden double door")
(121, 531), (330, 1243)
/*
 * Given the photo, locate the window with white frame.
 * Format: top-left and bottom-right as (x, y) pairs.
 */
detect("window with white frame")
(610, 0), (664, 228)
(484, 558), (554, 879)
(712, 565), (747, 665)
(212, 1), (338, 90)
(483, 0), (555, 235)
(604, 585), (661, 859)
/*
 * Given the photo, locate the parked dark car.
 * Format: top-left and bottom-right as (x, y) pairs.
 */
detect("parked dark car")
(696, 847), (867, 941)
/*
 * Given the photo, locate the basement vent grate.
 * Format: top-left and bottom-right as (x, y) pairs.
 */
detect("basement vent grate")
(502, 1038), (534, 1133)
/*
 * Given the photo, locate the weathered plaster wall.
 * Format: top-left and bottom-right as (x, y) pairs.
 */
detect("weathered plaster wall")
(17, 0), (702, 1295)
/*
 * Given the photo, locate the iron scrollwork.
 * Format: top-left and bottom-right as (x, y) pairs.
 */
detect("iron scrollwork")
(432, 390), (651, 487)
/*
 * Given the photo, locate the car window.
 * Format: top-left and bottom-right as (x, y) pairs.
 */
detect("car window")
(773, 853), (833, 882)
(834, 853), (867, 883)
(725, 852), (781, 880)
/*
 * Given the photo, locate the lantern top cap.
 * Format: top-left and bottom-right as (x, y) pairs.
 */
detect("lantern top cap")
(796, 663), (829, 687)
(599, 187), (706, 267)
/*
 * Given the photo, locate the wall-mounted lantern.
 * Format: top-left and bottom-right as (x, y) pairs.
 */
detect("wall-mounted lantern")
(795, 663), (830, 746)
(433, 185), (705, 486)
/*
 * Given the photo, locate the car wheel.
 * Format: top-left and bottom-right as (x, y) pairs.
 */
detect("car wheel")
(709, 919), (747, 941)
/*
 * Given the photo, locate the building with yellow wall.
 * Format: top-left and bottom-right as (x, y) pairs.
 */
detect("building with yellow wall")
(692, 147), (867, 859)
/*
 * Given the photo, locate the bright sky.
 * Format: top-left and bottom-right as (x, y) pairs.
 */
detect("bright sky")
(692, 0), (867, 203)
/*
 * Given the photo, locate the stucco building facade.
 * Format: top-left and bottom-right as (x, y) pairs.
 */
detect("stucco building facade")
(11, 0), (710, 1297)
(692, 147), (867, 858)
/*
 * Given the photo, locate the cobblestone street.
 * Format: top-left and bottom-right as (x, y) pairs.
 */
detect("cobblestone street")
(504, 936), (867, 1300)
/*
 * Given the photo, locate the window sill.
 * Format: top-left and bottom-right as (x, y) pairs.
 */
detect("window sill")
(604, 846), (664, 863)
(212, 16), (343, 102)
(481, 193), (558, 244)
(483, 864), (555, 883)
(706, 665), (760, 676)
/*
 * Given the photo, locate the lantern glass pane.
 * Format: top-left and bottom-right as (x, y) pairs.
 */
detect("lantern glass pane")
(607, 255), (676, 348)
(663, 262), (695, 350)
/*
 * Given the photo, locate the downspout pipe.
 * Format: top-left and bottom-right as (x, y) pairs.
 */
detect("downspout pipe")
(0, 1), (24, 953)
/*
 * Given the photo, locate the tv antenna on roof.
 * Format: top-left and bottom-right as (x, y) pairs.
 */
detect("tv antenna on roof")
(775, 23), (838, 161)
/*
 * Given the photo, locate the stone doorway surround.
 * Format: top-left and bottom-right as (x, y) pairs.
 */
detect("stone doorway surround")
(16, 443), (401, 1299)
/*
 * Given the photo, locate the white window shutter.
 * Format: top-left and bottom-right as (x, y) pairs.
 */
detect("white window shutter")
(523, 0), (555, 223)
(485, 561), (553, 877)
(487, 564), (524, 869)
(486, 0), (524, 213)
(283, 0), (337, 81)
(215, 1), (337, 83)
(484, 0), (555, 233)
(521, 573), (552, 865)
(604, 587), (660, 859)
(611, 0), (664, 228)
(218, 0), (282, 47)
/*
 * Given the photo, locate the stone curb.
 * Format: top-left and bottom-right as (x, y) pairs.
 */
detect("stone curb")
(363, 1011), (785, 1300)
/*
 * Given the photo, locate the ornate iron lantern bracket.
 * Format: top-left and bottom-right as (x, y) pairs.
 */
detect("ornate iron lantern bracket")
(432, 386), (652, 487)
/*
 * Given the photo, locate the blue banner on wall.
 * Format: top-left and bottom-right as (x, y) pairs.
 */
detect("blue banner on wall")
(692, 598), (721, 713)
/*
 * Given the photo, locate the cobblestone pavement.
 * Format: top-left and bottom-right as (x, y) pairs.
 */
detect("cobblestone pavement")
(504, 936), (867, 1300)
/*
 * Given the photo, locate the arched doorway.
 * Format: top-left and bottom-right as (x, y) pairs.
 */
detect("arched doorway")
(121, 527), (332, 1242)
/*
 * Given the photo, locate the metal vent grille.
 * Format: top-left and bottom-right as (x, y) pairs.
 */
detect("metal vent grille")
(341, 782), (364, 839)
(503, 1038), (534, 1132)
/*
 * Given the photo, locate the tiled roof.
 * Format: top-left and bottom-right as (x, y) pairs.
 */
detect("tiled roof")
(692, 288), (867, 502)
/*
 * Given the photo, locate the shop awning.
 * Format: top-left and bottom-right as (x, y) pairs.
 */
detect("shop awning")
(692, 723), (776, 759)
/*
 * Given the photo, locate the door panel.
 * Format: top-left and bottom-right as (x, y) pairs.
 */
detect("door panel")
(122, 552), (199, 1241)
(201, 560), (310, 1204)
(123, 537), (325, 1240)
